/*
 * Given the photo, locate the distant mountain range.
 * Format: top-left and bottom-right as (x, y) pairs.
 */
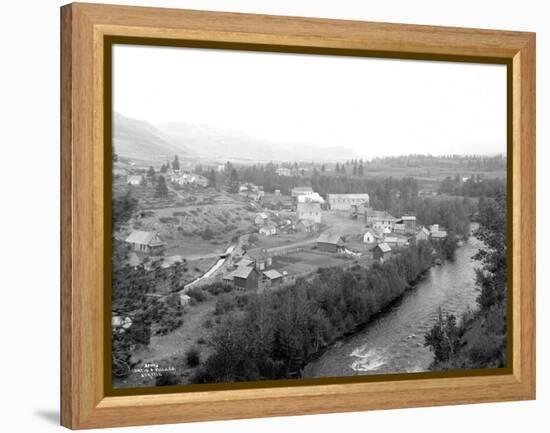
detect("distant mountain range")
(113, 112), (357, 164)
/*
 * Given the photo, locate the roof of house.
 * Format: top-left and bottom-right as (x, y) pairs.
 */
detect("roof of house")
(297, 202), (321, 213)
(127, 175), (142, 182)
(317, 232), (344, 245)
(431, 231), (448, 238)
(366, 210), (397, 221)
(292, 186), (313, 192)
(327, 193), (370, 200)
(402, 215), (417, 221)
(364, 228), (384, 238)
(125, 230), (164, 246)
(231, 266), (255, 279)
(385, 236), (407, 244)
(375, 242), (392, 253)
(263, 269), (283, 280)
(236, 257), (255, 267)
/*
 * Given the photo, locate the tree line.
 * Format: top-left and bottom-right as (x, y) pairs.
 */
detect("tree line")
(191, 240), (434, 384)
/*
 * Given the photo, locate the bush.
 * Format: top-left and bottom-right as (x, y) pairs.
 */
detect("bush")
(203, 282), (233, 296)
(187, 287), (208, 303)
(186, 347), (201, 367)
(214, 294), (237, 315)
(201, 227), (215, 240)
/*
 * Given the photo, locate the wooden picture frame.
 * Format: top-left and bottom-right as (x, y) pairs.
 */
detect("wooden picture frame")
(61, 2), (536, 429)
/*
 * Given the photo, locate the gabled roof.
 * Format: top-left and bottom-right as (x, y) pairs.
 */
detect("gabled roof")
(401, 215), (417, 221)
(263, 269), (283, 280)
(327, 193), (370, 200)
(317, 232), (344, 245)
(366, 210), (397, 221)
(419, 227), (430, 235)
(125, 230), (164, 246)
(231, 266), (255, 279)
(375, 242), (392, 253)
(364, 228), (384, 238)
(236, 257), (255, 267)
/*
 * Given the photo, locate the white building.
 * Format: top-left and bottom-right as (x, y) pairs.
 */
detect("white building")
(296, 202), (322, 224)
(297, 192), (325, 204)
(327, 193), (370, 211)
(126, 175), (143, 186)
(276, 167), (292, 177)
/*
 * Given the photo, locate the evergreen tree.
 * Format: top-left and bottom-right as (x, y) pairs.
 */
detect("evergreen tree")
(208, 169), (217, 188)
(172, 155), (180, 171)
(155, 175), (168, 198)
(229, 169), (239, 193)
(160, 163), (168, 173)
(147, 166), (156, 179)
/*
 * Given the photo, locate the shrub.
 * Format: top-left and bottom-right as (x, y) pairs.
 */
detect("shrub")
(201, 227), (215, 240)
(214, 294), (237, 315)
(187, 287), (208, 303)
(186, 347), (201, 367)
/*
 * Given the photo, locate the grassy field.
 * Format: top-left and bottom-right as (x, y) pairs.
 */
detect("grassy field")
(272, 250), (351, 276)
(113, 177), (257, 258)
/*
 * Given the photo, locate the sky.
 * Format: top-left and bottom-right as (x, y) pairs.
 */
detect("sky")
(113, 44), (507, 158)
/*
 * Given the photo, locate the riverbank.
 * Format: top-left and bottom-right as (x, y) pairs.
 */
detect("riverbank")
(303, 235), (482, 378)
(299, 267), (433, 376)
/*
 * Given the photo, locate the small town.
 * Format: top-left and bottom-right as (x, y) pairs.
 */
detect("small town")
(111, 150), (506, 388)
(119, 164), (451, 296)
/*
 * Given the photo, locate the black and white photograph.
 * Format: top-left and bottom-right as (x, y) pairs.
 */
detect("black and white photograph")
(110, 44), (508, 389)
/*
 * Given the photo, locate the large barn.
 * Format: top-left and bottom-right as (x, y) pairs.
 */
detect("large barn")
(327, 193), (370, 211)
(316, 233), (345, 253)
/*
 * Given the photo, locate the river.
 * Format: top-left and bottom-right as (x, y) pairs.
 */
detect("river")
(303, 225), (482, 378)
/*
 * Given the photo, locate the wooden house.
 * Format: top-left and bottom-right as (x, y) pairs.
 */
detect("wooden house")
(125, 230), (165, 253)
(223, 266), (259, 290)
(254, 212), (269, 225)
(259, 223), (277, 236)
(365, 210), (398, 231)
(372, 242), (392, 262)
(296, 219), (317, 233)
(263, 269), (284, 286)
(363, 228), (384, 244)
(317, 233), (345, 253)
